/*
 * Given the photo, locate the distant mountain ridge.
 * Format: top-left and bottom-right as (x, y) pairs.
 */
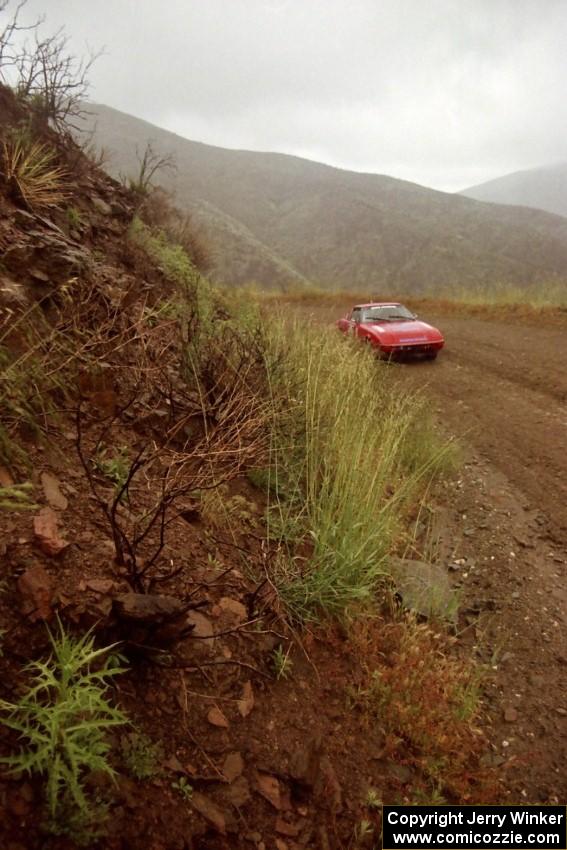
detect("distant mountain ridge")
(461, 162), (567, 220)
(82, 103), (567, 292)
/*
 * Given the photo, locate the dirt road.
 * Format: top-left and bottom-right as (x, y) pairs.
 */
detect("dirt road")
(305, 303), (567, 801)
(409, 314), (567, 544)
(398, 312), (567, 802)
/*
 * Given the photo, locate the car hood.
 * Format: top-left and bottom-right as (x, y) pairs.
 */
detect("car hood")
(361, 319), (443, 343)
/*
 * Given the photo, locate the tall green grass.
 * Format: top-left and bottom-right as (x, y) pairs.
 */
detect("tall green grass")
(261, 318), (455, 622)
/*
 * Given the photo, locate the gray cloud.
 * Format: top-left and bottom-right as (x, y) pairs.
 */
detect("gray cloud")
(6, 0), (567, 190)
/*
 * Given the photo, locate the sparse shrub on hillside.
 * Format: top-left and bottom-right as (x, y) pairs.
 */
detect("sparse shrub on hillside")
(167, 209), (212, 273)
(138, 186), (212, 272)
(0, 2), (100, 136)
(76, 232), (278, 591)
(0, 299), (76, 464)
(122, 141), (176, 199)
(0, 622), (128, 840)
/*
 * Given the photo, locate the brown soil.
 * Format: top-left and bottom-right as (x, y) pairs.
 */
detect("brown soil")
(0, 137), (496, 847)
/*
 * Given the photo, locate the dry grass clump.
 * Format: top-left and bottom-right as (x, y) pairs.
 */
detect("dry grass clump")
(260, 317), (454, 622)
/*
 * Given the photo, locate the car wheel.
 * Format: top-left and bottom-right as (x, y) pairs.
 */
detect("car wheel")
(425, 351), (438, 361)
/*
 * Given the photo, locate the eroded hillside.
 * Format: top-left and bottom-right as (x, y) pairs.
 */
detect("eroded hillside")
(0, 79), (505, 848)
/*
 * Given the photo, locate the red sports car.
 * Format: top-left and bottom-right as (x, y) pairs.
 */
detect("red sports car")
(337, 302), (444, 360)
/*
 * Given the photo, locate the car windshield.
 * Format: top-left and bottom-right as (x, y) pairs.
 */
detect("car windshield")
(360, 305), (415, 322)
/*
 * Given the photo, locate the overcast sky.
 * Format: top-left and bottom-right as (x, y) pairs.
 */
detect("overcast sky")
(7, 0), (567, 191)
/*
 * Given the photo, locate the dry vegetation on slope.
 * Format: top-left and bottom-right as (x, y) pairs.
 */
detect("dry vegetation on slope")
(0, 16), (502, 848)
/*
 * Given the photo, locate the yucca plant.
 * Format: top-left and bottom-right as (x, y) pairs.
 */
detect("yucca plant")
(0, 622), (128, 831)
(1, 136), (70, 209)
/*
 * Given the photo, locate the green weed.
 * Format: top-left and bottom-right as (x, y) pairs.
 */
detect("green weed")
(66, 206), (82, 229)
(272, 644), (293, 680)
(171, 776), (193, 800)
(365, 788), (381, 810)
(93, 446), (130, 497)
(120, 731), (163, 780)
(352, 819), (374, 845)
(0, 621), (128, 834)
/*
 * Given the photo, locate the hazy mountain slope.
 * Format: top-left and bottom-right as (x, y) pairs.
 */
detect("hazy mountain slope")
(461, 163), (567, 219)
(83, 103), (567, 291)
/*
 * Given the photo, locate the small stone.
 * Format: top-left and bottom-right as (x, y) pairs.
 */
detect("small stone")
(33, 507), (68, 556)
(218, 596), (247, 623)
(113, 593), (184, 622)
(162, 754), (186, 774)
(0, 466), (14, 487)
(29, 267), (50, 283)
(41, 472), (68, 511)
(92, 196), (113, 216)
(18, 565), (54, 621)
(255, 773), (282, 810)
(223, 752), (244, 783)
(207, 706), (229, 728)
(186, 610), (215, 653)
(191, 791), (226, 834)
(238, 680), (254, 717)
(504, 706), (518, 723)
(222, 776), (251, 808)
(555, 708), (567, 717)
(86, 579), (114, 595)
(276, 818), (301, 837)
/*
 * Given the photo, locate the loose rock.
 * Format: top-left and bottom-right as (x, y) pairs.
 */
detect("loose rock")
(238, 680), (255, 717)
(40, 472), (68, 511)
(207, 706), (229, 728)
(223, 752), (244, 782)
(191, 792), (227, 834)
(33, 506), (68, 556)
(18, 565), (54, 621)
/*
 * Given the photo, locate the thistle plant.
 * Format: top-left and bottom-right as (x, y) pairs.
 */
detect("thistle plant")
(0, 622), (128, 830)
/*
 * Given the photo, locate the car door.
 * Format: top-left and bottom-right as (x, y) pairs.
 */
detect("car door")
(351, 307), (364, 338)
(337, 308), (358, 334)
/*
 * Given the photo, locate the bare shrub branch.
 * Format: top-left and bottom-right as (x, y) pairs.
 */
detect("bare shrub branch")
(14, 28), (102, 132)
(0, 0), (43, 80)
(122, 142), (176, 198)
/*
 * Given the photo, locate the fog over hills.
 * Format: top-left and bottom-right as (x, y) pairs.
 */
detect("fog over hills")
(461, 163), (567, 220)
(83, 103), (567, 291)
